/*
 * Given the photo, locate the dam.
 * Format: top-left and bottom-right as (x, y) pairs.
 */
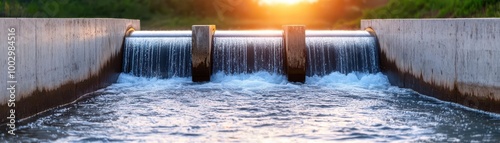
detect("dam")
(0, 18), (499, 142)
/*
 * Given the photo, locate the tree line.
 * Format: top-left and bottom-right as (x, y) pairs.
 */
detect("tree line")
(0, 0), (379, 20)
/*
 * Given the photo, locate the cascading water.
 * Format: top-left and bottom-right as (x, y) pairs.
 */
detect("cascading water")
(123, 30), (379, 78)
(123, 31), (192, 78)
(10, 30), (500, 142)
(306, 31), (379, 76)
(212, 31), (284, 75)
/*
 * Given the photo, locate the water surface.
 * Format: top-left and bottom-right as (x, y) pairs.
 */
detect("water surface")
(2, 72), (500, 142)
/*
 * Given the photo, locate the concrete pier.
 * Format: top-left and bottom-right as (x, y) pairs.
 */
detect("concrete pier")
(0, 18), (140, 124)
(362, 19), (500, 113)
(283, 25), (306, 83)
(192, 25), (216, 82)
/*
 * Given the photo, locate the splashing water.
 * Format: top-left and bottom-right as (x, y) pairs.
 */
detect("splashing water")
(4, 72), (500, 142)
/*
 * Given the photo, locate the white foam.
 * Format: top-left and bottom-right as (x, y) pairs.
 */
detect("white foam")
(112, 74), (191, 92)
(207, 71), (293, 91)
(210, 71), (286, 84)
(306, 72), (391, 90)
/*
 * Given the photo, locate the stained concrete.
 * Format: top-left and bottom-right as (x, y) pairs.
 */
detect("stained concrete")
(0, 18), (139, 124)
(192, 25), (216, 82)
(362, 19), (500, 113)
(283, 25), (306, 83)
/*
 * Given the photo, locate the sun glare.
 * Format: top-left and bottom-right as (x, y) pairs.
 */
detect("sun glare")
(259, 0), (318, 5)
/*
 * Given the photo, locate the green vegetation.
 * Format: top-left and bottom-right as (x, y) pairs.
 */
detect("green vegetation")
(365, 0), (500, 18)
(1, 0), (499, 30)
(2, 0), (156, 19)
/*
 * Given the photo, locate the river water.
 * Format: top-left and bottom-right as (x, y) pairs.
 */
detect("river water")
(2, 72), (500, 142)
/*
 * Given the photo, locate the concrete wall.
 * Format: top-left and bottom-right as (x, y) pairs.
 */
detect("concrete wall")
(362, 19), (500, 113)
(0, 18), (140, 124)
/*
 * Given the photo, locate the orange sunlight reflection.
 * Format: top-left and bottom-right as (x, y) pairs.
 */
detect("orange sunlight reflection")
(255, 0), (320, 29)
(259, 0), (318, 5)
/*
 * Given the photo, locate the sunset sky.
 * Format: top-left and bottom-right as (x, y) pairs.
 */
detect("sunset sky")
(259, 0), (319, 5)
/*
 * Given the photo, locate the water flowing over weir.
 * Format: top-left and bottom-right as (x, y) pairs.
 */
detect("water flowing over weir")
(10, 24), (500, 142)
(123, 29), (380, 79)
(123, 31), (192, 78)
(213, 31), (284, 74)
(306, 31), (379, 76)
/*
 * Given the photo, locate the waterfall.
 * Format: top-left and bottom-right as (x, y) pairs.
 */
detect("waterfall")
(212, 37), (284, 74)
(123, 37), (192, 78)
(122, 30), (379, 79)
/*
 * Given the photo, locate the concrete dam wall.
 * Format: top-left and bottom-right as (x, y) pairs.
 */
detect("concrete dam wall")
(0, 18), (140, 124)
(362, 19), (500, 113)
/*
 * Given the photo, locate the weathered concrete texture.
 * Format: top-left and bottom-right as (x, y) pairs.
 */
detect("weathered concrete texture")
(362, 19), (500, 113)
(192, 25), (216, 82)
(0, 18), (140, 124)
(283, 25), (307, 83)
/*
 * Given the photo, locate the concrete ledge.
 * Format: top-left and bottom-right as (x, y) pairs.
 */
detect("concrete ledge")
(362, 19), (500, 113)
(0, 18), (140, 124)
(192, 25), (216, 82)
(283, 25), (306, 83)
(129, 31), (192, 37)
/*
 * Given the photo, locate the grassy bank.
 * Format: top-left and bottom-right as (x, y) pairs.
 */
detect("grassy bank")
(365, 0), (500, 19)
(2, 0), (499, 30)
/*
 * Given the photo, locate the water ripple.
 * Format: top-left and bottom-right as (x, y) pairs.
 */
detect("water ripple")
(2, 73), (500, 142)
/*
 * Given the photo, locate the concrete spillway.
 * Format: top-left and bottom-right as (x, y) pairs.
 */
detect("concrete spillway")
(213, 30), (284, 74)
(123, 31), (192, 78)
(2, 18), (500, 126)
(123, 27), (379, 82)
